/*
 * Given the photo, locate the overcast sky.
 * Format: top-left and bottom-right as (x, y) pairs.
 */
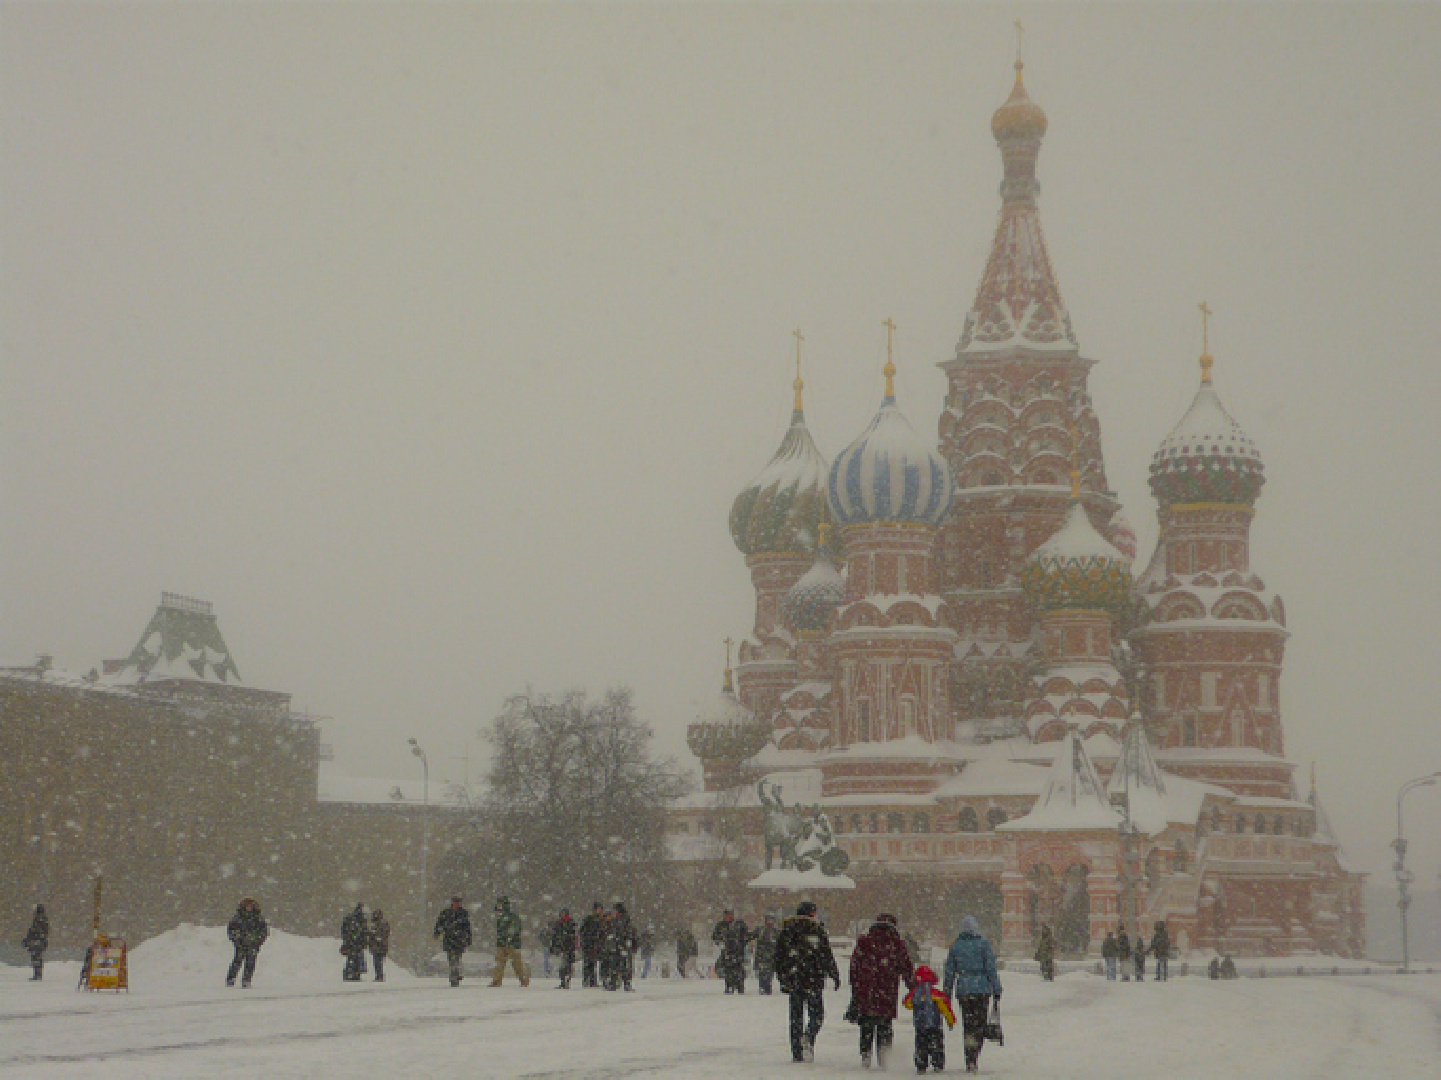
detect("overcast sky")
(4, 3), (1440, 891)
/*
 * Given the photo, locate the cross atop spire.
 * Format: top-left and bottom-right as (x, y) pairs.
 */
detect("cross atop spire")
(1015, 18), (1025, 66)
(1199, 301), (1215, 384)
(722, 637), (734, 694)
(792, 328), (806, 412)
(882, 317), (897, 399)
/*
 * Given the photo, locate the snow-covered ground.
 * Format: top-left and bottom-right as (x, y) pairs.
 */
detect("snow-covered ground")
(1, 926), (1438, 1078)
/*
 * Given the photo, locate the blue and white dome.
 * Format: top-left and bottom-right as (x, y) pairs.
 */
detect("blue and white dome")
(827, 383), (954, 527)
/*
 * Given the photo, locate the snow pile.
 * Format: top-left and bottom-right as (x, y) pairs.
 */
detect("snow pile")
(748, 867), (856, 890)
(129, 922), (417, 990)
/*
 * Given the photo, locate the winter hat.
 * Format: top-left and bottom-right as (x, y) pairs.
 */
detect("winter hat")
(960, 916), (980, 936)
(797, 901), (818, 917)
(876, 913), (898, 926)
(614, 902), (627, 915)
(914, 965), (938, 984)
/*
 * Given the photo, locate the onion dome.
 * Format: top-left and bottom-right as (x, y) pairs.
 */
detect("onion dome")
(686, 663), (772, 763)
(1149, 351), (1265, 508)
(782, 524), (846, 638)
(991, 60), (1048, 143)
(827, 351), (954, 527)
(1021, 498), (1133, 611)
(730, 378), (829, 556)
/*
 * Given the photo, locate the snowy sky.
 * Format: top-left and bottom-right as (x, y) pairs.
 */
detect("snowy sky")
(4, 4), (1440, 888)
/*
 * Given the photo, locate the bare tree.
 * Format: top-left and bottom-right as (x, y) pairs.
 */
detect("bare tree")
(462, 688), (689, 921)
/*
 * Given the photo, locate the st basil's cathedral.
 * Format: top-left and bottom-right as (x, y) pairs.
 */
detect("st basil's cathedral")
(677, 55), (1365, 960)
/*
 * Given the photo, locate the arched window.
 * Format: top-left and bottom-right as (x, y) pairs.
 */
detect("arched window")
(887, 813), (904, 834)
(986, 805), (1009, 830)
(1273, 815), (1284, 836)
(913, 814), (931, 834)
(870, 813), (880, 834)
(850, 815), (863, 835)
(1234, 815), (1246, 834)
(958, 806), (980, 833)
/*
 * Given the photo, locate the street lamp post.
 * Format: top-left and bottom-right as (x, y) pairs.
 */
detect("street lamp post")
(1394, 770), (1441, 973)
(409, 738), (430, 971)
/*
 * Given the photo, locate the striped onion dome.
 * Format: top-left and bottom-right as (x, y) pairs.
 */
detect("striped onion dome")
(827, 384), (954, 527)
(1149, 356), (1264, 508)
(730, 401), (830, 557)
(782, 530), (846, 638)
(1021, 500), (1133, 610)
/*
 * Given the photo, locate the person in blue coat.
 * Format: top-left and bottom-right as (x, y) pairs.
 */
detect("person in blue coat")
(942, 916), (1002, 1074)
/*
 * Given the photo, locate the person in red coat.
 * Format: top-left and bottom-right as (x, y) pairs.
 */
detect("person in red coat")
(848, 913), (915, 1069)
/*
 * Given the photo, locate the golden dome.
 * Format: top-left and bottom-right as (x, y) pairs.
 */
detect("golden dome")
(991, 61), (1048, 141)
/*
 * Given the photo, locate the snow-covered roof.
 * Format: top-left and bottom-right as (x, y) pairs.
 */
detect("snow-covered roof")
(998, 728), (1121, 832)
(105, 593), (242, 687)
(932, 748), (1049, 798)
(1107, 723), (1211, 836)
(1033, 500), (1126, 564)
(819, 736), (970, 763)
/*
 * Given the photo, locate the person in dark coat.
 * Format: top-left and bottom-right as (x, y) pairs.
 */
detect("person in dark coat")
(676, 927), (698, 978)
(943, 915), (1002, 1074)
(1219, 955), (1237, 979)
(549, 908), (578, 988)
(849, 913), (915, 1069)
(773, 900), (841, 1063)
(712, 910), (753, 994)
(1151, 922), (1171, 982)
(226, 897), (269, 988)
(1133, 927), (1148, 981)
(754, 914), (780, 995)
(1117, 928), (1132, 981)
(22, 905), (49, 982)
(579, 902), (605, 988)
(1034, 923), (1056, 982)
(1102, 930), (1119, 980)
(608, 902), (638, 991)
(341, 903), (369, 981)
(369, 909), (391, 982)
(433, 896), (473, 987)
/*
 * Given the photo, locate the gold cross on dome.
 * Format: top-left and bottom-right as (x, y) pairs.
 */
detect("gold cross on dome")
(882, 317), (898, 398)
(1199, 300), (1213, 353)
(1015, 19), (1025, 65)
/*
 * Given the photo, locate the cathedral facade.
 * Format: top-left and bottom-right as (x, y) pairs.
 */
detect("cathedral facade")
(682, 59), (1364, 960)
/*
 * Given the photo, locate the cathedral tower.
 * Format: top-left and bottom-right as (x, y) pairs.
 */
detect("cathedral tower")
(937, 58), (1124, 725)
(1131, 315), (1291, 798)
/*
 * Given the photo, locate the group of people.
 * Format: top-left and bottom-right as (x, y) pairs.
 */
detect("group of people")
(544, 901), (644, 990)
(1099, 922), (1172, 982)
(432, 894), (532, 989)
(756, 902), (1001, 1074)
(339, 902), (392, 982)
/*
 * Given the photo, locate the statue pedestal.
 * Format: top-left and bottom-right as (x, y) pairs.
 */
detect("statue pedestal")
(748, 867), (856, 891)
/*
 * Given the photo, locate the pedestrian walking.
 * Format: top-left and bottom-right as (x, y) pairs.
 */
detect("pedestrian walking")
(773, 900), (841, 1064)
(1117, 928), (1132, 981)
(638, 923), (656, 979)
(1102, 930), (1119, 981)
(433, 896), (473, 987)
(1151, 922), (1171, 982)
(369, 909), (391, 982)
(610, 902), (638, 991)
(903, 963), (956, 1074)
(676, 926), (698, 979)
(225, 897), (269, 988)
(21, 905), (49, 982)
(1133, 927), (1147, 981)
(549, 908), (578, 988)
(1034, 923), (1056, 982)
(755, 914), (779, 995)
(341, 903), (369, 981)
(943, 915), (1002, 1074)
(849, 913), (915, 1070)
(580, 902), (605, 988)
(712, 909), (753, 994)
(491, 896), (529, 986)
